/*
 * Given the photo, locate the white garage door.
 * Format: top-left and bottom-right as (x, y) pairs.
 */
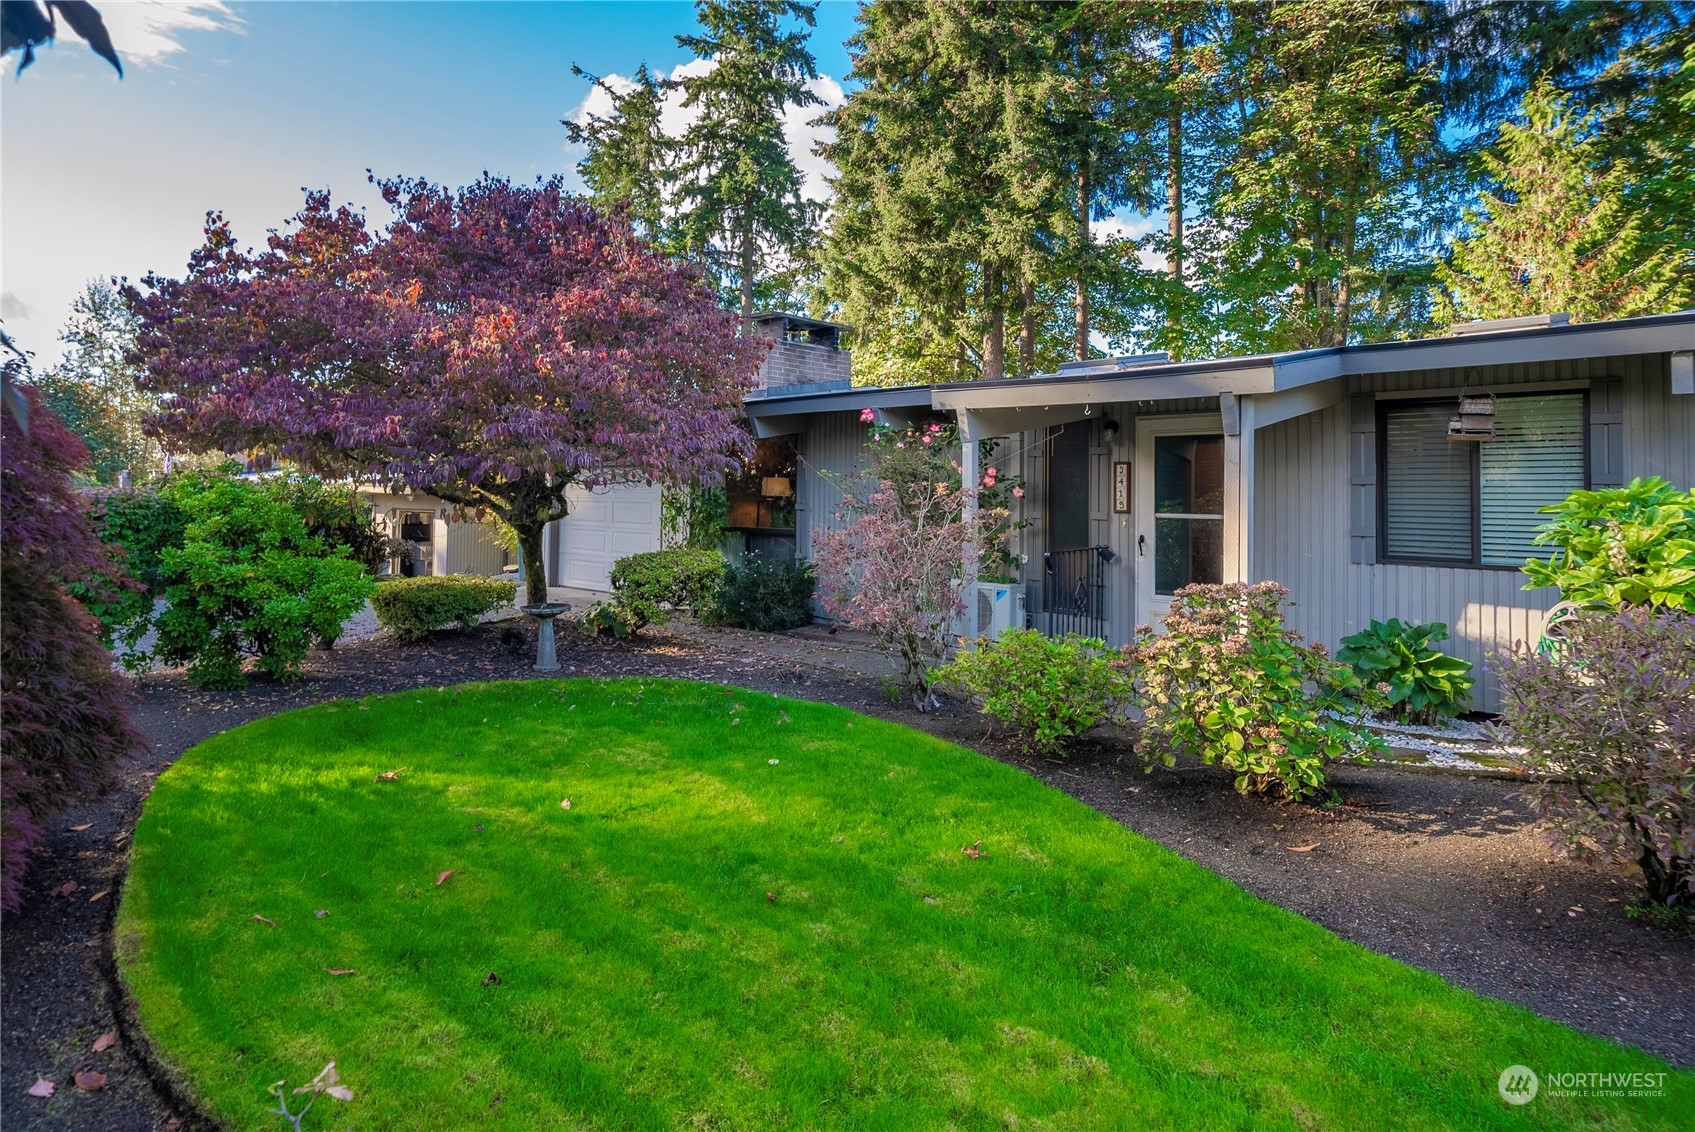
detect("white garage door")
(556, 480), (664, 591)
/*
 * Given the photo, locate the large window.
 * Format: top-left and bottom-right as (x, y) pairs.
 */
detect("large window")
(1379, 392), (1586, 567)
(1153, 434), (1224, 595)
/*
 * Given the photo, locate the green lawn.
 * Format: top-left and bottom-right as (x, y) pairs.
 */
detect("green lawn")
(118, 678), (1692, 1130)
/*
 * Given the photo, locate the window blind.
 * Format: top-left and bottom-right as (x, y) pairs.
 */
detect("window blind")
(1479, 394), (1585, 565)
(1383, 403), (1472, 560)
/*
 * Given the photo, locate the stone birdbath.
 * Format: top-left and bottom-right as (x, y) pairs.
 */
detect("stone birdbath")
(521, 603), (573, 672)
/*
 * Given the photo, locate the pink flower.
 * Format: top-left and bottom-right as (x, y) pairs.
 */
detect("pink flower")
(859, 408), (875, 423)
(895, 441), (905, 448)
(985, 466), (998, 477)
(1011, 486), (1024, 498)
(921, 435), (933, 444)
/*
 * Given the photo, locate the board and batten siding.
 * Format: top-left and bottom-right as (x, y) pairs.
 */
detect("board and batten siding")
(795, 410), (876, 559)
(1255, 352), (1688, 711)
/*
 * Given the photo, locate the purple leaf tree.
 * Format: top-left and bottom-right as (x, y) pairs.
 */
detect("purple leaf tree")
(125, 175), (765, 605)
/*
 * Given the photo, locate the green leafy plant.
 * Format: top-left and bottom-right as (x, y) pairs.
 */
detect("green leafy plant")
(1337, 618), (1474, 725)
(370, 576), (517, 642)
(1129, 583), (1385, 801)
(705, 552), (815, 633)
(660, 485), (729, 551)
(936, 629), (1128, 756)
(70, 486), (191, 654)
(576, 600), (644, 639)
(149, 472), (376, 689)
(1522, 476), (1695, 613)
(609, 547), (726, 627)
(1494, 608), (1694, 908)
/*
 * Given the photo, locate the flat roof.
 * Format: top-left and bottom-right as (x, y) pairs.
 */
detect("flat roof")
(743, 309), (1695, 418)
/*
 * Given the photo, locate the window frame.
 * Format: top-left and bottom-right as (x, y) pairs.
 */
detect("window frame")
(1375, 389), (1590, 570)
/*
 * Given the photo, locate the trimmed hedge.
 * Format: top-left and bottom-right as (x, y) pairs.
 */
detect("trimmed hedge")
(609, 548), (726, 627)
(371, 576), (517, 642)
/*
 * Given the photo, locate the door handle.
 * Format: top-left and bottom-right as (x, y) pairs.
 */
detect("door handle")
(1137, 534), (1146, 557)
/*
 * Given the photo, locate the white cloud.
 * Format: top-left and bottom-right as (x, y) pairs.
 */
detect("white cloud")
(1094, 212), (1167, 272)
(2, 292), (36, 322)
(563, 61), (845, 203)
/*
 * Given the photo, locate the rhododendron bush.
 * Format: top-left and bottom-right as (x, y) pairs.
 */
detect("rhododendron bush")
(1, 386), (146, 911)
(125, 175), (764, 606)
(1128, 582), (1383, 801)
(812, 416), (1008, 709)
(1495, 608), (1695, 908)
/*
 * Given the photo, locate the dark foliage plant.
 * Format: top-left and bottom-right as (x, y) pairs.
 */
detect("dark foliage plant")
(706, 552), (815, 633)
(1494, 608), (1695, 908)
(370, 576), (517, 642)
(1, 386), (145, 911)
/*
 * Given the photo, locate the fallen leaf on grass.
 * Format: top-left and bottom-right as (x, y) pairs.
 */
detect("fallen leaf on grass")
(27, 1078), (54, 1098)
(436, 870), (455, 886)
(252, 914), (276, 927)
(1284, 843), (1320, 853)
(92, 1031), (117, 1053)
(52, 881), (81, 898)
(482, 971), (502, 986)
(314, 909), (329, 918)
(961, 840), (986, 859)
(88, 890), (109, 903)
(325, 968), (355, 976)
(68, 823), (93, 832)
(73, 1070), (106, 1092)
(765, 891), (777, 903)
(375, 767), (409, 782)
(489, 1094), (504, 1108)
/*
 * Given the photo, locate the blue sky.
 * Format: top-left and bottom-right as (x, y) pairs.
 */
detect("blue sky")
(2, 1), (864, 367)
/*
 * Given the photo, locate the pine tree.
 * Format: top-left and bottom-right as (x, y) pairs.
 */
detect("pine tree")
(673, 0), (824, 327)
(1435, 81), (1693, 324)
(564, 63), (673, 241)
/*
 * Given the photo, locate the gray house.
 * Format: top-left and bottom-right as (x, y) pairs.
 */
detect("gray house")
(745, 310), (1695, 710)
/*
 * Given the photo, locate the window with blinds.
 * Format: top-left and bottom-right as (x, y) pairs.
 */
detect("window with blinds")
(1380, 393), (1585, 567)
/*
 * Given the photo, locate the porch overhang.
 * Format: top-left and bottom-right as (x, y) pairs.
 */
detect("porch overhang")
(743, 383), (933, 438)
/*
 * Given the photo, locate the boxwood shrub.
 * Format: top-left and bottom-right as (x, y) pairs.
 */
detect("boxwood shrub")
(371, 576), (518, 642)
(609, 548), (726, 627)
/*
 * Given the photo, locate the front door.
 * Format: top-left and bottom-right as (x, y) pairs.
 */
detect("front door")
(1134, 415), (1225, 629)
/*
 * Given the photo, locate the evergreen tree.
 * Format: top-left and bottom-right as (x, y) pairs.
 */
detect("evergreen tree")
(33, 280), (163, 484)
(564, 63), (673, 240)
(673, 0), (824, 327)
(1435, 81), (1693, 324)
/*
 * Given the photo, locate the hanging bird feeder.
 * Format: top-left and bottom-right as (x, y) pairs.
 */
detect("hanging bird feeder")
(1447, 393), (1497, 441)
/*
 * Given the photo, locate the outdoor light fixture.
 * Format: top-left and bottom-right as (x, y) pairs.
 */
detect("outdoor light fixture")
(1674, 351), (1694, 395)
(1102, 419), (1120, 442)
(1096, 545), (1120, 565)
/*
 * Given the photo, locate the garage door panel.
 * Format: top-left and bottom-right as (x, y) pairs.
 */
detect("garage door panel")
(558, 480), (662, 591)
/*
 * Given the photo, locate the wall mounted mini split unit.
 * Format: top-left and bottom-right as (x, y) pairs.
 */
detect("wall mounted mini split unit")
(974, 582), (1026, 641)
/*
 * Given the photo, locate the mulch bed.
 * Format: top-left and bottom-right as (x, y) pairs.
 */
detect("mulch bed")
(5, 622), (1692, 1129)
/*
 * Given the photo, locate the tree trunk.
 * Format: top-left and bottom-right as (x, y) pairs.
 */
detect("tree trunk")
(518, 521), (549, 608)
(981, 267), (1005, 380)
(1075, 162), (1091, 361)
(1019, 275), (1036, 376)
(1166, 26), (1185, 340)
(738, 217), (756, 331)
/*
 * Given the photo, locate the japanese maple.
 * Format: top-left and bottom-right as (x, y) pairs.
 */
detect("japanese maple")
(125, 174), (764, 604)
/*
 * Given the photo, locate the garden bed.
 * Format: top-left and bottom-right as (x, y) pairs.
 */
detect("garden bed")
(4, 624), (1692, 1129)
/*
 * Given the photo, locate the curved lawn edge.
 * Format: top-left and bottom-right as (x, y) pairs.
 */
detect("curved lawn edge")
(119, 677), (1695, 1125)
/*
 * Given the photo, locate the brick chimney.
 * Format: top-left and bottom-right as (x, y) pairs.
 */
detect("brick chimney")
(750, 312), (851, 396)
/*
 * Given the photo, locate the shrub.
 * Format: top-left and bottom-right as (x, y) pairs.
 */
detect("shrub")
(1337, 618), (1475, 725)
(706, 552), (816, 633)
(576, 600), (644, 639)
(609, 547), (726, 627)
(1129, 582), (1384, 801)
(150, 472), (376, 689)
(1494, 608), (1695, 908)
(936, 629), (1127, 756)
(370, 576), (517, 642)
(264, 472), (399, 573)
(86, 487), (190, 590)
(1522, 477), (1695, 613)
(2, 386), (146, 911)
